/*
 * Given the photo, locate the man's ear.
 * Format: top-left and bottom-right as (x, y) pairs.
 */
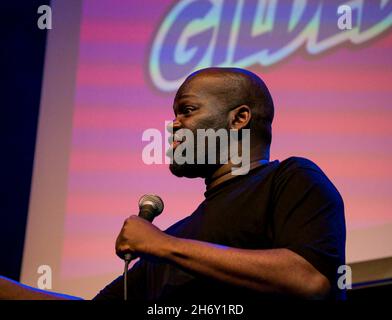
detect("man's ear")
(229, 105), (251, 130)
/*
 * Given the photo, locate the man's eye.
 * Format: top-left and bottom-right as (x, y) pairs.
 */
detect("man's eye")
(183, 106), (194, 114)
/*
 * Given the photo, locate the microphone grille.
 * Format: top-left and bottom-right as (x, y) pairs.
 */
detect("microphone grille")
(138, 194), (164, 215)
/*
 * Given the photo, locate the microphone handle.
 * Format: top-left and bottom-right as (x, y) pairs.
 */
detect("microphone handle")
(124, 204), (156, 262)
(123, 199), (162, 301)
(123, 208), (147, 300)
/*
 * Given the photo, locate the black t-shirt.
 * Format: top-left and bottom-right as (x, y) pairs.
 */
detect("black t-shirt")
(93, 157), (346, 301)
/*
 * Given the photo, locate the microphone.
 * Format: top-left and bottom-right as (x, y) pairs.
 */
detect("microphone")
(123, 194), (164, 301)
(123, 194), (164, 262)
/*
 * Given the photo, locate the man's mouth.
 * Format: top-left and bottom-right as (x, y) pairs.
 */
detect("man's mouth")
(170, 132), (186, 150)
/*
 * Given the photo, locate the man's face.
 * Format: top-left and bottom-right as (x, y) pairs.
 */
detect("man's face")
(168, 74), (230, 178)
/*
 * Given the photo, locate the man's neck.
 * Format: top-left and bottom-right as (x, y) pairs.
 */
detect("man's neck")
(205, 153), (270, 191)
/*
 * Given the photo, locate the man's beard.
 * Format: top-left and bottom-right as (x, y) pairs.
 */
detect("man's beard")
(168, 119), (229, 179)
(169, 159), (219, 179)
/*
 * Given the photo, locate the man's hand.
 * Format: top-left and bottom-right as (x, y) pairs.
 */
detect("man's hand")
(115, 215), (172, 260)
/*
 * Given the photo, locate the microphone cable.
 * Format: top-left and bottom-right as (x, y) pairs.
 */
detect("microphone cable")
(124, 257), (130, 301)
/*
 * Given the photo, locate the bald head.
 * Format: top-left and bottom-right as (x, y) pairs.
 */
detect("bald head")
(177, 67), (274, 147)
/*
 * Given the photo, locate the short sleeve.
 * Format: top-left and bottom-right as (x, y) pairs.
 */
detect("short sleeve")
(93, 259), (147, 301)
(271, 159), (346, 299)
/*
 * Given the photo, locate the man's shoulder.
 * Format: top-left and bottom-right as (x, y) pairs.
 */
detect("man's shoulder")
(271, 156), (336, 190)
(273, 156), (343, 201)
(247, 156), (325, 187)
(278, 156), (323, 173)
(271, 156), (328, 181)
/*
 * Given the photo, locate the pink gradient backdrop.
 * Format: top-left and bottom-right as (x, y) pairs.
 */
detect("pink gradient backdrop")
(60, 0), (392, 283)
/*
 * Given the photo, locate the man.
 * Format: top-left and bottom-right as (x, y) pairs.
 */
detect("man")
(0, 67), (345, 300)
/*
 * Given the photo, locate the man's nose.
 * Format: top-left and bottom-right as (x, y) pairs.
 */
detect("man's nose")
(166, 119), (181, 133)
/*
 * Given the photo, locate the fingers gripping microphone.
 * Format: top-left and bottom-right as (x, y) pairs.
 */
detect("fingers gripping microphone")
(123, 194), (164, 262)
(123, 194), (164, 301)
